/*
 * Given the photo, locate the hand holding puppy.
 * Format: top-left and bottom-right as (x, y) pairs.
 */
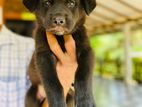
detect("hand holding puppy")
(41, 32), (78, 107)
(46, 32), (78, 97)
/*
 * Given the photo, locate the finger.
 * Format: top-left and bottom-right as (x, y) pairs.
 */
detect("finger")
(46, 31), (65, 63)
(63, 35), (76, 61)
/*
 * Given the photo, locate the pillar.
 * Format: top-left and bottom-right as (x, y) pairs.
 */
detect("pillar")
(123, 23), (133, 84)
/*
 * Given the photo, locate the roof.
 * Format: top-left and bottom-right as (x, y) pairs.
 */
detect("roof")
(85, 0), (142, 35)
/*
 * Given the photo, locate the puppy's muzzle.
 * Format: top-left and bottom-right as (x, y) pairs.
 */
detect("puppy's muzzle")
(48, 14), (69, 35)
(52, 15), (66, 26)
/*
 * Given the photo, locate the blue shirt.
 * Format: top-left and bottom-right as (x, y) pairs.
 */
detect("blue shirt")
(0, 26), (34, 107)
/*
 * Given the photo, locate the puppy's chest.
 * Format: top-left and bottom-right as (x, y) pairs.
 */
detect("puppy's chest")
(56, 36), (66, 52)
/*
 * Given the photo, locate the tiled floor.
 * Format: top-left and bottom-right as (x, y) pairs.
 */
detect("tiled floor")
(93, 77), (142, 107)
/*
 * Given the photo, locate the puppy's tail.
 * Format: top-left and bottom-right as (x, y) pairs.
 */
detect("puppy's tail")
(25, 85), (41, 107)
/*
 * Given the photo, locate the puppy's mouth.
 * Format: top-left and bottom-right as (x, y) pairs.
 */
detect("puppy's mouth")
(47, 26), (70, 36)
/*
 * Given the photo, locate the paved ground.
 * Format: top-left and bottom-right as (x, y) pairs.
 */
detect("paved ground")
(93, 77), (142, 107)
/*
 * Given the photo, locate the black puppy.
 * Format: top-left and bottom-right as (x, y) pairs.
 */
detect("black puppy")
(23, 0), (96, 107)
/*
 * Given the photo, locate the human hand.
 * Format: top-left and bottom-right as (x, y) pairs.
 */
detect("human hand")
(41, 32), (78, 107)
(46, 32), (78, 97)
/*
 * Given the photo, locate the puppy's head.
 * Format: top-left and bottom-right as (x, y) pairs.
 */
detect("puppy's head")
(23, 0), (96, 35)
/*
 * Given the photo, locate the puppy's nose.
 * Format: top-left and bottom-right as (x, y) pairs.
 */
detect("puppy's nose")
(53, 16), (66, 26)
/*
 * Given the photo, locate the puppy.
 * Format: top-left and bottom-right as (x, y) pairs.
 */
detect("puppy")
(23, 0), (96, 107)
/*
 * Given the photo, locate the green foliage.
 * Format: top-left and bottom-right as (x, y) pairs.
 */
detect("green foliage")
(90, 32), (124, 61)
(90, 29), (142, 83)
(132, 29), (142, 52)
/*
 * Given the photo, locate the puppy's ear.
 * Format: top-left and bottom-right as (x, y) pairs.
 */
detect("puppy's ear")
(81, 0), (96, 15)
(23, 0), (39, 12)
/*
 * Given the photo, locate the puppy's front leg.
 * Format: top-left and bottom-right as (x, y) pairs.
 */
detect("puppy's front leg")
(75, 48), (95, 107)
(35, 28), (66, 107)
(36, 52), (66, 107)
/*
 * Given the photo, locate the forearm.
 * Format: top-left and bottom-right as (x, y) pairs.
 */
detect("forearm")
(56, 61), (77, 97)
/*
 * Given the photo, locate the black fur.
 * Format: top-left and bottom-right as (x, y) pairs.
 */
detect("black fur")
(23, 0), (96, 107)
(25, 86), (41, 107)
(23, 0), (39, 12)
(81, 0), (96, 15)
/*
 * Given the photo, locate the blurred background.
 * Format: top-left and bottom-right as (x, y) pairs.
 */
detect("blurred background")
(1, 0), (142, 107)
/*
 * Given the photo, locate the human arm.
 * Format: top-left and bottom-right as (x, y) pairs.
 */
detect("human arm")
(40, 32), (77, 107)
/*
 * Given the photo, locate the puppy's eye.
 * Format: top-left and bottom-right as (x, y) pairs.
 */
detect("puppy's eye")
(44, 0), (52, 7)
(67, 0), (76, 8)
